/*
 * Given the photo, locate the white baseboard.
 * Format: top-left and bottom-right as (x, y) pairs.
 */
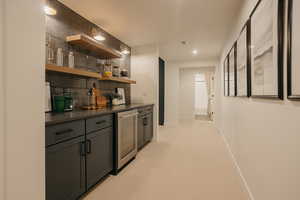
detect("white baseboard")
(217, 128), (255, 200)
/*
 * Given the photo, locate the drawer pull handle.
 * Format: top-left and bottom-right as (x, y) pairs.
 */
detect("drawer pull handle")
(96, 120), (106, 125)
(86, 140), (92, 154)
(55, 129), (73, 136)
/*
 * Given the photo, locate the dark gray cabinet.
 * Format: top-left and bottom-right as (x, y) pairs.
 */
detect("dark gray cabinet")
(46, 136), (85, 200)
(138, 117), (145, 149)
(144, 113), (153, 142)
(86, 127), (113, 189)
(138, 107), (153, 150)
(46, 115), (114, 200)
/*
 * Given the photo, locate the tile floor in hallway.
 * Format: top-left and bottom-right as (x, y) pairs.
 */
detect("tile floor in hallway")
(84, 120), (249, 200)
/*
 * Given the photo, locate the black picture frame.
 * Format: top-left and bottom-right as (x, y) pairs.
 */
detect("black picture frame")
(228, 43), (237, 97)
(236, 20), (252, 97)
(224, 56), (229, 96)
(249, 0), (284, 100)
(287, 0), (300, 100)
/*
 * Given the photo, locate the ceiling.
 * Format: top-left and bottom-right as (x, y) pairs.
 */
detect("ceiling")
(59, 0), (244, 62)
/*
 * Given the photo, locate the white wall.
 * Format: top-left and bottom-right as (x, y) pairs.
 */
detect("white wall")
(215, 0), (300, 200)
(165, 60), (216, 125)
(0, 0), (5, 199)
(2, 0), (45, 199)
(165, 63), (180, 125)
(131, 44), (159, 140)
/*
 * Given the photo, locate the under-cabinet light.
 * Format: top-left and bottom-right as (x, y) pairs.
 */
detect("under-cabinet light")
(44, 6), (57, 16)
(94, 35), (106, 41)
(121, 49), (130, 55)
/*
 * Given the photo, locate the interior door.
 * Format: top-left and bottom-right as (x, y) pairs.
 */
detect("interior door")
(159, 57), (165, 126)
(86, 127), (113, 189)
(46, 136), (86, 200)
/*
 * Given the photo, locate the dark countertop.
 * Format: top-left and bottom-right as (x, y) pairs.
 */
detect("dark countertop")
(46, 104), (154, 126)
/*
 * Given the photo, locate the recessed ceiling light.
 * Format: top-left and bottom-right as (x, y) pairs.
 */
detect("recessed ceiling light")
(93, 35), (106, 41)
(121, 49), (130, 55)
(192, 50), (198, 55)
(44, 6), (57, 16)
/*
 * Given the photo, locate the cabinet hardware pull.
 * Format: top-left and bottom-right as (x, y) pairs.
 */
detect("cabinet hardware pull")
(55, 129), (73, 136)
(86, 140), (92, 154)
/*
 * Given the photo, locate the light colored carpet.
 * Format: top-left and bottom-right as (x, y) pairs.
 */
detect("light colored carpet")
(84, 120), (249, 200)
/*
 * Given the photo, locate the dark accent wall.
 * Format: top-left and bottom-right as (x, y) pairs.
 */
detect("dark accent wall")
(45, 0), (131, 107)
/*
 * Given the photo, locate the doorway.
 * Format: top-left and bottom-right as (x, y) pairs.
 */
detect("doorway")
(195, 73), (208, 115)
(194, 73), (210, 120)
(179, 68), (215, 121)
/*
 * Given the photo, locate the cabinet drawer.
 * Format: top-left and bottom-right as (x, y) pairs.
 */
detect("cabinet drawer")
(86, 114), (113, 134)
(46, 120), (85, 146)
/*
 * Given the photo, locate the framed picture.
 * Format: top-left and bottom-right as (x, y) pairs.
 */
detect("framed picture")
(224, 56), (229, 96)
(250, 0), (284, 99)
(228, 44), (237, 97)
(287, 0), (300, 99)
(236, 21), (251, 97)
(116, 88), (126, 105)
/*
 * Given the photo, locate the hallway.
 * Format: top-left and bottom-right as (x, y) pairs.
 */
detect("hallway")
(84, 121), (249, 200)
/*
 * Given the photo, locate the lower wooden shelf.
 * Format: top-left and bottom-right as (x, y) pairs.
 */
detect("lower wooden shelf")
(99, 77), (136, 84)
(46, 64), (136, 84)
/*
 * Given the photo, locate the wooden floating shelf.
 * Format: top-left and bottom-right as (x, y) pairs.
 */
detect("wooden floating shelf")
(46, 64), (136, 84)
(66, 34), (122, 59)
(46, 64), (102, 79)
(99, 77), (136, 84)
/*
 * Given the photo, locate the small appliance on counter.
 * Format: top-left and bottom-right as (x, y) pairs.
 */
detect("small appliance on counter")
(82, 84), (108, 110)
(115, 88), (126, 105)
(53, 96), (65, 113)
(52, 89), (74, 113)
(63, 89), (73, 111)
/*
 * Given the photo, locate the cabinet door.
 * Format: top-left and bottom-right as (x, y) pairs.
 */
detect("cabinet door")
(144, 113), (153, 143)
(86, 127), (113, 189)
(46, 136), (85, 200)
(138, 117), (144, 149)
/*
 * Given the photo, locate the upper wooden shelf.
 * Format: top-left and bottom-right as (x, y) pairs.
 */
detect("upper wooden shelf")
(66, 34), (122, 59)
(46, 64), (136, 84)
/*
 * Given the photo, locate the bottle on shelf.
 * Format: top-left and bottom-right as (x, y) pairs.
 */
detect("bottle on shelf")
(68, 51), (75, 68)
(56, 48), (63, 66)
